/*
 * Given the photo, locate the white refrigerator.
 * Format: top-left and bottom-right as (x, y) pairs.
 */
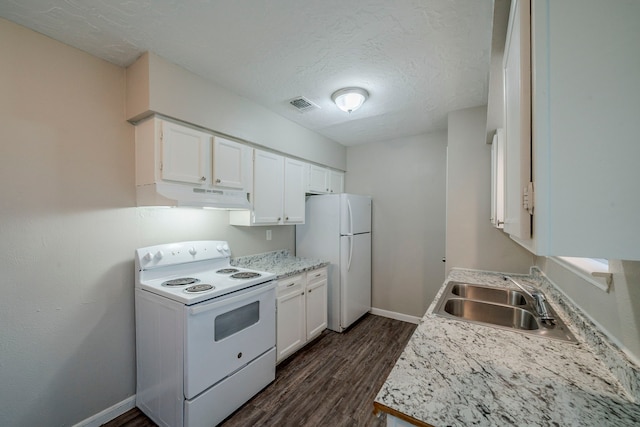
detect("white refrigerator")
(296, 194), (371, 332)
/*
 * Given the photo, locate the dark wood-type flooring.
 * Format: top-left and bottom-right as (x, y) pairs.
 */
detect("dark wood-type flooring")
(103, 314), (417, 427)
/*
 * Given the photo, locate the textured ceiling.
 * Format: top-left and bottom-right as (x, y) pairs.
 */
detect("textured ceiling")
(0, 0), (494, 146)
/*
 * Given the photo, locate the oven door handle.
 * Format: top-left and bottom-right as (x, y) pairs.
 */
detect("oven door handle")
(188, 282), (275, 315)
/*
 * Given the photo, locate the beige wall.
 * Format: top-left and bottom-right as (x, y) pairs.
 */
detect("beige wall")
(346, 133), (447, 318)
(0, 18), (293, 427)
(127, 52), (347, 171)
(446, 106), (533, 273)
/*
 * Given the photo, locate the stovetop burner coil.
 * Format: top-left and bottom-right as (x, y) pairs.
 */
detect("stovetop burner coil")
(216, 268), (240, 274)
(162, 277), (200, 287)
(231, 272), (261, 279)
(184, 284), (214, 293)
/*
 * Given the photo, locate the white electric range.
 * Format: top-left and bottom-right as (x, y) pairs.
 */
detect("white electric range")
(135, 240), (276, 427)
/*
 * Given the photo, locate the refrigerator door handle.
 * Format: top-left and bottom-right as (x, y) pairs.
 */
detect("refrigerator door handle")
(347, 235), (353, 272)
(347, 198), (354, 235)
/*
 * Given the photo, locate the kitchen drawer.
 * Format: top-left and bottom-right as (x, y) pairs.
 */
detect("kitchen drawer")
(306, 267), (327, 285)
(277, 274), (305, 297)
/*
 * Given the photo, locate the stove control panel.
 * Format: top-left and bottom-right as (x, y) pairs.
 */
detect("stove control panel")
(136, 240), (231, 270)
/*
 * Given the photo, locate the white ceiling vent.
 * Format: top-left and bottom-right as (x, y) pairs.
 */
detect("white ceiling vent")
(288, 96), (320, 113)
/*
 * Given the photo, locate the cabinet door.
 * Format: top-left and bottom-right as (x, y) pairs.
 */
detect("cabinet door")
(329, 170), (344, 194)
(503, 0), (532, 240)
(161, 121), (211, 185)
(531, 0), (640, 260)
(491, 129), (505, 229)
(213, 137), (246, 189)
(283, 158), (306, 224)
(307, 165), (328, 193)
(306, 270), (328, 340)
(253, 150), (284, 224)
(276, 282), (306, 363)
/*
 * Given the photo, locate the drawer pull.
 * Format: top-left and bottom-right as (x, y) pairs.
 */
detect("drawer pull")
(287, 283), (295, 287)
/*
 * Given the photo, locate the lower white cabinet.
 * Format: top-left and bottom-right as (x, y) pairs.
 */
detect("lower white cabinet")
(276, 267), (328, 363)
(276, 274), (306, 362)
(305, 269), (328, 340)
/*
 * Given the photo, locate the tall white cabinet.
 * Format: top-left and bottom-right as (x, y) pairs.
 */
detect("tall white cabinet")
(494, 0), (640, 260)
(502, 0), (531, 240)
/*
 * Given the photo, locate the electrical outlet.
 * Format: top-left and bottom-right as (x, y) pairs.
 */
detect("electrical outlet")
(266, 230), (272, 241)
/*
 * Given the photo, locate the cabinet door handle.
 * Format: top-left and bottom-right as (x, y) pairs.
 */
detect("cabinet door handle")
(215, 178), (221, 184)
(308, 289), (312, 293)
(200, 176), (207, 181)
(277, 217), (281, 221)
(285, 216), (289, 221)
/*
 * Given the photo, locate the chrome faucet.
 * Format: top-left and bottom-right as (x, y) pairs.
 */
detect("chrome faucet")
(503, 276), (555, 324)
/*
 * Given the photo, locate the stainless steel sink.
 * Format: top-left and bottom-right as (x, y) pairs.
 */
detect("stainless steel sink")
(450, 283), (527, 306)
(433, 281), (578, 343)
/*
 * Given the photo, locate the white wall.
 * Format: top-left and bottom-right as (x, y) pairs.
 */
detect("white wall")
(536, 257), (640, 363)
(446, 106), (533, 273)
(0, 18), (294, 427)
(127, 52), (347, 171)
(346, 133), (447, 318)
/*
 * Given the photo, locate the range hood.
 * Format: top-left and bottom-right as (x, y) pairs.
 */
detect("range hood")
(136, 181), (251, 209)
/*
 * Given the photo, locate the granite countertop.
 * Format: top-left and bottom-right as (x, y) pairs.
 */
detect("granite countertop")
(374, 268), (640, 426)
(231, 249), (328, 279)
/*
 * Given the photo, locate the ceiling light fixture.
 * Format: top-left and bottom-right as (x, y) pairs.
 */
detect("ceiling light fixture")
(331, 87), (369, 113)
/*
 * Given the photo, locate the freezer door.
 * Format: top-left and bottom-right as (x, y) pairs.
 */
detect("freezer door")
(340, 194), (371, 235)
(340, 233), (371, 329)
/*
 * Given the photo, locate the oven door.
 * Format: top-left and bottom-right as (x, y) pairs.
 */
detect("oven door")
(184, 280), (276, 399)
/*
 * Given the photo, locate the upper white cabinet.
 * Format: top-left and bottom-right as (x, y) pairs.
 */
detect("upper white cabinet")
(329, 170), (345, 194)
(307, 164), (328, 193)
(283, 158), (306, 224)
(306, 164), (344, 194)
(161, 120), (211, 185)
(134, 117), (251, 208)
(495, 0), (640, 260)
(502, 0), (532, 240)
(252, 150), (285, 225)
(490, 129), (505, 229)
(229, 150), (306, 226)
(213, 137), (250, 189)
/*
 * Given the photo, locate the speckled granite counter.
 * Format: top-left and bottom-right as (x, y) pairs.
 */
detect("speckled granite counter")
(374, 268), (640, 427)
(231, 249), (328, 279)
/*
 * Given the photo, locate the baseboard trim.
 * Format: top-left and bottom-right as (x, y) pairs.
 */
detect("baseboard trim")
(370, 307), (421, 324)
(72, 395), (136, 427)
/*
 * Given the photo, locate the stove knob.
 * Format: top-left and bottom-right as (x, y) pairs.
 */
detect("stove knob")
(216, 244), (223, 252)
(189, 247), (197, 256)
(154, 251), (164, 260)
(222, 244), (230, 252)
(142, 252), (153, 263)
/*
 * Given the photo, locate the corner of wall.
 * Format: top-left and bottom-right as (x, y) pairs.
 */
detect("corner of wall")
(125, 52), (151, 122)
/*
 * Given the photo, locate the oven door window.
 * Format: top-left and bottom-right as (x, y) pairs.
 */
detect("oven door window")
(214, 301), (259, 341)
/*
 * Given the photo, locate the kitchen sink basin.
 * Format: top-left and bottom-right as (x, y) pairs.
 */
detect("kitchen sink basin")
(433, 281), (578, 343)
(450, 283), (526, 306)
(443, 299), (538, 330)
